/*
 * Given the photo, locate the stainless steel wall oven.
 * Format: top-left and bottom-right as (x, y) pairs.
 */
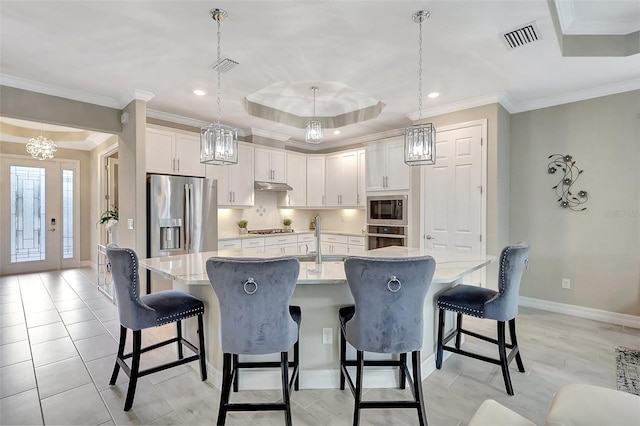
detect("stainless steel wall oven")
(367, 225), (407, 249)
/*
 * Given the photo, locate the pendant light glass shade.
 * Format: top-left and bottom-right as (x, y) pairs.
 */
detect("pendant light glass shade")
(404, 123), (435, 165)
(26, 134), (57, 160)
(200, 8), (238, 165)
(305, 86), (323, 144)
(404, 10), (436, 166)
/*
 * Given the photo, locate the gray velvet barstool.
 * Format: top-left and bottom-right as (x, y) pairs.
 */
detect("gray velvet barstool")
(435, 243), (530, 395)
(339, 256), (436, 426)
(206, 256), (301, 426)
(106, 246), (207, 411)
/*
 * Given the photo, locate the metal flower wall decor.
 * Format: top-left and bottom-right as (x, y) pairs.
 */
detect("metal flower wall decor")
(547, 154), (588, 211)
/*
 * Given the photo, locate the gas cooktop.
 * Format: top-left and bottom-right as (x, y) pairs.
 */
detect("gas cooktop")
(247, 228), (294, 235)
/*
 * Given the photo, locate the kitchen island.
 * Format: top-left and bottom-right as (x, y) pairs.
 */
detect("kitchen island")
(140, 247), (495, 390)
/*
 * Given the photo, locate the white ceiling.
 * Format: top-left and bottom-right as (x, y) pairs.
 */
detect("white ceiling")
(1, 0), (638, 150)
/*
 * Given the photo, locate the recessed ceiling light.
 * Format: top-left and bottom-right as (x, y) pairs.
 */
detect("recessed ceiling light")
(193, 89), (206, 96)
(427, 92), (439, 99)
(333, 130), (341, 135)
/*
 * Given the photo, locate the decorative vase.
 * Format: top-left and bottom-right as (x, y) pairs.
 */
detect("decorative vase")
(239, 228), (248, 235)
(284, 225), (291, 231)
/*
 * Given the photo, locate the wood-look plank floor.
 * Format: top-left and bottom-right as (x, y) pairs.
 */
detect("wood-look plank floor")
(1, 268), (638, 425)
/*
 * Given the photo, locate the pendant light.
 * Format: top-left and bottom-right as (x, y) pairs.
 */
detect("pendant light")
(26, 131), (57, 161)
(404, 10), (436, 166)
(305, 86), (323, 144)
(200, 8), (238, 165)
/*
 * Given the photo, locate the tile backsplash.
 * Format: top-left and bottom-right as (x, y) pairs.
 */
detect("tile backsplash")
(217, 191), (365, 238)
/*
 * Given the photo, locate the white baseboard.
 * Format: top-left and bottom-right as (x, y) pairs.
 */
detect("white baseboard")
(81, 260), (96, 269)
(519, 296), (640, 329)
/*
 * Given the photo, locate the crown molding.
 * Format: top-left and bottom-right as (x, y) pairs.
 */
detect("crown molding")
(509, 78), (640, 113)
(119, 89), (155, 106)
(249, 128), (290, 141)
(1, 74), (123, 109)
(146, 109), (247, 137)
(408, 93), (516, 121)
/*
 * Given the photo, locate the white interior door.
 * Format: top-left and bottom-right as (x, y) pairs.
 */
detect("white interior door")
(0, 155), (78, 275)
(423, 123), (484, 284)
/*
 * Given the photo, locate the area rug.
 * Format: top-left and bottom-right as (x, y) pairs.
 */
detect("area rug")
(615, 346), (640, 396)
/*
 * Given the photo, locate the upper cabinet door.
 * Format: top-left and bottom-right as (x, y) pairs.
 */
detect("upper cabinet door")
(340, 151), (358, 206)
(205, 162), (230, 206)
(357, 150), (366, 207)
(365, 139), (409, 192)
(306, 156), (325, 207)
(146, 128), (175, 175)
(174, 134), (205, 177)
(254, 147), (271, 181)
(325, 154), (342, 207)
(385, 141), (410, 190)
(228, 143), (254, 207)
(286, 152), (307, 207)
(270, 150), (286, 183)
(365, 144), (386, 191)
(254, 147), (286, 182)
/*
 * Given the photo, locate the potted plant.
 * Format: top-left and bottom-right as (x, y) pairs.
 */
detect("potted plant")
(282, 218), (292, 230)
(237, 219), (248, 234)
(98, 206), (119, 243)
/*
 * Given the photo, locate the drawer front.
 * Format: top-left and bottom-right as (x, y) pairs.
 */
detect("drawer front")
(242, 238), (265, 248)
(297, 233), (315, 243)
(218, 239), (241, 250)
(321, 234), (348, 244)
(264, 234), (298, 246)
(348, 236), (365, 246)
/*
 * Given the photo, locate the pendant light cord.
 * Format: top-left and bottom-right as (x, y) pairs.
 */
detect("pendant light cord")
(216, 16), (222, 127)
(418, 18), (423, 126)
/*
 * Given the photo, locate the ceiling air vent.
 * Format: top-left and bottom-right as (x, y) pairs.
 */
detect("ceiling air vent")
(503, 21), (540, 50)
(210, 57), (239, 73)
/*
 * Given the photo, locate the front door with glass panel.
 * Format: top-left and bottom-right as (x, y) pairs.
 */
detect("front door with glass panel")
(0, 156), (78, 275)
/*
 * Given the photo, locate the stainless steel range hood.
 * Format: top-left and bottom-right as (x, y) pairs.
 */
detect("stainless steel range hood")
(254, 181), (293, 191)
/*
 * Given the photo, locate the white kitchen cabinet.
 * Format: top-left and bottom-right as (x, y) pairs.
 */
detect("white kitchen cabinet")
(306, 156), (325, 207)
(206, 142), (254, 207)
(255, 147), (286, 183)
(264, 234), (298, 255)
(218, 239), (241, 250)
(321, 234), (349, 254)
(366, 139), (410, 191)
(325, 151), (358, 207)
(297, 233), (316, 254)
(146, 127), (205, 177)
(284, 152), (307, 207)
(241, 237), (265, 249)
(348, 236), (366, 254)
(357, 150), (366, 207)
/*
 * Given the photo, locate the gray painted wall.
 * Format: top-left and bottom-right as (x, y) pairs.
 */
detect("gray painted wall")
(510, 90), (640, 315)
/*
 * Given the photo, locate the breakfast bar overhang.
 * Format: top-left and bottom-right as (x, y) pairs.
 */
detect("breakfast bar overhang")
(140, 246), (495, 390)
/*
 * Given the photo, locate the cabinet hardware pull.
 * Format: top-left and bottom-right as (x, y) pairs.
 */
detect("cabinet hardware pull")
(177, 158), (180, 172)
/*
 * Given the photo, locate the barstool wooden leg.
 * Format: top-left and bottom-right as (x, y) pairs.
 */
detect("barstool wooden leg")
(455, 313), (463, 350)
(281, 352), (292, 426)
(217, 353), (232, 426)
(497, 321), (514, 395)
(509, 318), (525, 372)
(176, 320), (184, 359)
(110, 325), (126, 385)
(435, 308), (445, 369)
(412, 351), (428, 426)
(198, 314), (207, 381)
(293, 340), (300, 391)
(232, 354), (239, 392)
(399, 353), (407, 389)
(124, 330), (142, 411)
(340, 328), (347, 390)
(353, 350), (364, 426)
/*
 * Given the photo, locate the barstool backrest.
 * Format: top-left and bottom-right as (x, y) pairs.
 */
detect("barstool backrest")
(206, 256), (300, 355)
(343, 256), (436, 354)
(484, 243), (530, 321)
(106, 245), (157, 330)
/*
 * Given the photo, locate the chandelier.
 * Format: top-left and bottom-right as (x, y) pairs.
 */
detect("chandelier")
(404, 10), (436, 166)
(305, 86), (323, 144)
(26, 134), (57, 160)
(200, 8), (238, 165)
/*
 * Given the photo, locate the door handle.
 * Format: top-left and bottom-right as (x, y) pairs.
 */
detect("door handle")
(425, 235), (435, 240)
(48, 228), (56, 232)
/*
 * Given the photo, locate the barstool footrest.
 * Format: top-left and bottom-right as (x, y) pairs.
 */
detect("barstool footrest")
(224, 402), (290, 412)
(360, 401), (422, 409)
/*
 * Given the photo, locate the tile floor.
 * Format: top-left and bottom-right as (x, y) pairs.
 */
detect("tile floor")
(1, 268), (638, 425)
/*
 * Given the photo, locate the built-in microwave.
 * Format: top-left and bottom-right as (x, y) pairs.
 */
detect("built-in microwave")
(367, 195), (408, 225)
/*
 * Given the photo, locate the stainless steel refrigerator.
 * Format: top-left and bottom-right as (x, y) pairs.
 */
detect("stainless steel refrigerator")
(147, 174), (217, 289)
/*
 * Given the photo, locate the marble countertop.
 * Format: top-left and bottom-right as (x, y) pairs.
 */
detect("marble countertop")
(139, 246), (495, 286)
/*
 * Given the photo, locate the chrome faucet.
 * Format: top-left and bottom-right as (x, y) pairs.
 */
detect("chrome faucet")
(314, 215), (322, 265)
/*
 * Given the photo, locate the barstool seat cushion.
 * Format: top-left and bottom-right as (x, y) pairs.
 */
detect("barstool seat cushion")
(437, 285), (497, 319)
(140, 290), (205, 327)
